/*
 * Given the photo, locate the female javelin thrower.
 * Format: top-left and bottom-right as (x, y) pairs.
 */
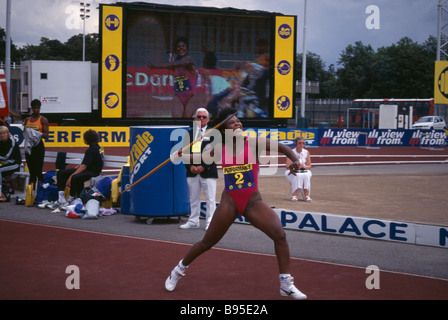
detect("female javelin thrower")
(165, 108), (307, 299)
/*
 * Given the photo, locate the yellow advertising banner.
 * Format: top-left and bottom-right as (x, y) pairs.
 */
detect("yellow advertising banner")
(45, 127), (129, 147)
(274, 16), (295, 118)
(101, 5), (123, 118)
(434, 61), (448, 104)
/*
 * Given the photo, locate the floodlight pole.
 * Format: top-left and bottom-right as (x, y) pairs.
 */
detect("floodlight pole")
(300, 0), (308, 122)
(5, 0), (11, 101)
(437, 0), (448, 61)
(80, 2), (91, 62)
(437, 0), (442, 61)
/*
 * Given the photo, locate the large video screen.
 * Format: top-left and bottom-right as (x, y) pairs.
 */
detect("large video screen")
(126, 8), (272, 119)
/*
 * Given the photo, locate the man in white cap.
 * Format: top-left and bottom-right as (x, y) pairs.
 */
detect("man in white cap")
(181, 108), (218, 230)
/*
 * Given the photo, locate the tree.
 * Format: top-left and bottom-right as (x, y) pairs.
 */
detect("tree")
(329, 36), (436, 99)
(374, 37), (435, 98)
(0, 27), (24, 63)
(295, 51), (336, 98)
(0, 28), (6, 61)
(65, 33), (100, 62)
(336, 41), (376, 98)
(16, 38), (64, 60)
(3, 32), (100, 63)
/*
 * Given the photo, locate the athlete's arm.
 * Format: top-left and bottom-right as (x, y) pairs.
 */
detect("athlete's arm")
(262, 138), (301, 173)
(41, 117), (50, 139)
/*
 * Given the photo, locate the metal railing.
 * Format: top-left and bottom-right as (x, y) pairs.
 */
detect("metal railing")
(0, 61), (21, 70)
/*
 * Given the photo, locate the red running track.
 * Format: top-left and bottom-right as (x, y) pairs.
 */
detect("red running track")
(1, 219), (447, 301)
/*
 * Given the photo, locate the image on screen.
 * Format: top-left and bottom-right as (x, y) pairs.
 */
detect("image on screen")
(126, 8), (272, 119)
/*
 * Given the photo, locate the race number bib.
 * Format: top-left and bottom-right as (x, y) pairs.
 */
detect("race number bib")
(174, 75), (192, 92)
(223, 164), (256, 191)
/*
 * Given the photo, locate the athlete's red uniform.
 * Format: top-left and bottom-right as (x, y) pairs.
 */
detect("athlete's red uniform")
(221, 138), (259, 215)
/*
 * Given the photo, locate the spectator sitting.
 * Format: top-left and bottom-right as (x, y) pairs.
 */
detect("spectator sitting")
(49, 129), (104, 209)
(0, 126), (22, 202)
(284, 137), (312, 202)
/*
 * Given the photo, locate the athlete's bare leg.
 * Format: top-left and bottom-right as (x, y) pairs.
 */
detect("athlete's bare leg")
(244, 198), (291, 274)
(182, 191), (238, 266)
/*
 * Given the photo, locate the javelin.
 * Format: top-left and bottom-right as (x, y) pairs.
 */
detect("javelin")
(119, 112), (237, 195)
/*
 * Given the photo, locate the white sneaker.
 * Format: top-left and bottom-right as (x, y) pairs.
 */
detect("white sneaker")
(37, 200), (51, 209)
(47, 202), (60, 210)
(60, 200), (69, 210)
(179, 221), (199, 229)
(280, 276), (307, 300)
(48, 200), (69, 210)
(46, 201), (56, 208)
(165, 266), (185, 291)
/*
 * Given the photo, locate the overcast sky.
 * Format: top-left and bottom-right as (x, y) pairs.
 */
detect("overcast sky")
(0, 0), (439, 67)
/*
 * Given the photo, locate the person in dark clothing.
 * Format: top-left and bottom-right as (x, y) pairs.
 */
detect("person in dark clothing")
(51, 129), (104, 208)
(23, 99), (49, 185)
(0, 126), (21, 201)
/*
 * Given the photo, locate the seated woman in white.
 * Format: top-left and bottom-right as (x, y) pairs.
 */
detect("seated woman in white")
(284, 137), (312, 202)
